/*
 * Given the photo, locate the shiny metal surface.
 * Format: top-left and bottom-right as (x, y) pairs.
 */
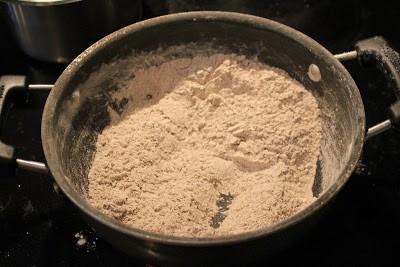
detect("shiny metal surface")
(366, 119), (392, 140)
(28, 84), (53, 90)
(334, 50), (358, 61)
(1, 0), (81, 6)
(1, 0), (142, 63)
(16, 158), (49, 174)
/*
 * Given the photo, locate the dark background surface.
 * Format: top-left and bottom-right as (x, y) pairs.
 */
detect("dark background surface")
(1, 0), (400, 266)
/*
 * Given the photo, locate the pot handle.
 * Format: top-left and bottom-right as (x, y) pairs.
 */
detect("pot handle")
(336, 36), (400, 140)
(0, 75), (51, 174)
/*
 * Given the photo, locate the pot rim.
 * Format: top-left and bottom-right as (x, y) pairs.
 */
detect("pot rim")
(0, 0), (81, 6)
(42, 11), (366, 246)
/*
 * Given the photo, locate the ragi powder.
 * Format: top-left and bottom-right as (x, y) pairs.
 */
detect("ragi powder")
(87, 52), (321, 237)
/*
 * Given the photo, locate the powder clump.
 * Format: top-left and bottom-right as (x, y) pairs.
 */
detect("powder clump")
(87, 53), (321, 237)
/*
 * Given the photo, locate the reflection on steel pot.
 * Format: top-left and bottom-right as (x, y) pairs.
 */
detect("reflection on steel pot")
(0, 0), (142, 63)
(0, 12), (400, 265)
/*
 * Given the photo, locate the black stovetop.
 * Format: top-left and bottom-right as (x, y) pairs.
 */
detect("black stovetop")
(1, 1), (400, 266)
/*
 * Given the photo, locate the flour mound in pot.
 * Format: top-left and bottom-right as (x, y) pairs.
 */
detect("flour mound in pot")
(87, 53), (322, 237)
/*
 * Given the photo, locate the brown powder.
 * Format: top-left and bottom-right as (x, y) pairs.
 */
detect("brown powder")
(87, 53), (321, 237)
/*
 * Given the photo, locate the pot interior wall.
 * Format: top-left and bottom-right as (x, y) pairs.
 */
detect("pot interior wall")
(47, 15), (364, 223)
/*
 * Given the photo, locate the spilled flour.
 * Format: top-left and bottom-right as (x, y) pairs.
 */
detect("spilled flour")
(87, 53), (321, 237)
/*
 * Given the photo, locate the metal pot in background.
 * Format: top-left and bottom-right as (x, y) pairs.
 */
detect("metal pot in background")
(0, 0), (142, 63)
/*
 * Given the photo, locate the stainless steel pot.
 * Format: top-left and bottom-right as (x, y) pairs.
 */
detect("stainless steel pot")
(0, 0), (142, 63)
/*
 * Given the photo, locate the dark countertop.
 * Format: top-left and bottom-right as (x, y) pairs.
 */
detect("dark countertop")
(1, 1), (400, 266)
